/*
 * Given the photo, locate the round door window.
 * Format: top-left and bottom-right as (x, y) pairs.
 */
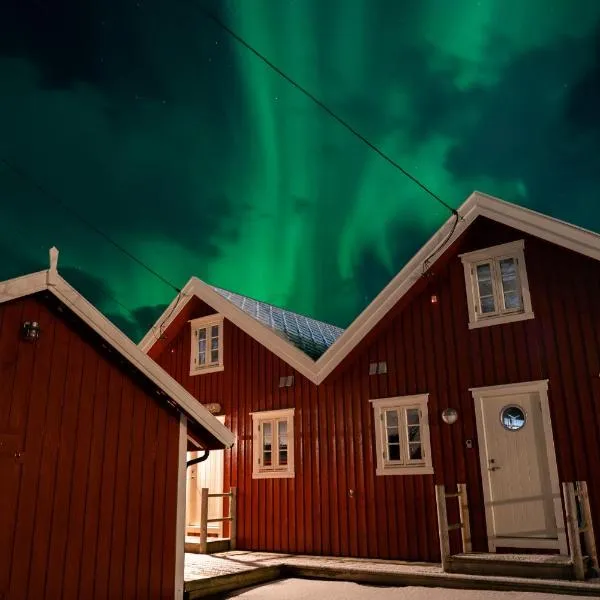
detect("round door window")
(500, 405), (526, 431)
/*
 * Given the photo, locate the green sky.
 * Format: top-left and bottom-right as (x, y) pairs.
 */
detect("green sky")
(1, 0), (599, 339)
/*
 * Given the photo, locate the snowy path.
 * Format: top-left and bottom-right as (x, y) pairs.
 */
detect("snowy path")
(226, 578), (584, 599)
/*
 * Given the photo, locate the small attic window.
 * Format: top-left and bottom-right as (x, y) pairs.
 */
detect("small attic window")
(369, 361), (388, 375)
(279, 375), (294, 388)
(460, 240), (534, 329)
(189, 315), (224, 375)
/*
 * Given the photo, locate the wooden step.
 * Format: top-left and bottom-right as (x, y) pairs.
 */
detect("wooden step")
(446, 552), (592, 580)
(184, 536), (231, 554)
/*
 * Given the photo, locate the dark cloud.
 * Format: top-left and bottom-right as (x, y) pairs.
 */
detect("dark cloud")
(446, 23), (600, 229)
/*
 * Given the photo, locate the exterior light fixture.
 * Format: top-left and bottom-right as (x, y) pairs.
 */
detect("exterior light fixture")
(205, 403), (222, 415)
(430, 294), (438, 304)
(21, 321), (41, 341)
(441, 408), (458, 425)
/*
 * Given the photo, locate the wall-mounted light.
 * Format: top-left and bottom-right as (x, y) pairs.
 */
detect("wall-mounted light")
(205, 403), (222, 415)
(441, 408), (458, 425)
(430, 294), (439, 304)
(21, 321), (41, 342)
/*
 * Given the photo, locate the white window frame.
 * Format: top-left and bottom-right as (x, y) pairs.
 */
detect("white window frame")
(370, 394), (433, 476)
(189, 315), (224, 375)
(460, 240), (534, 329)
(251, 408), (295, 479)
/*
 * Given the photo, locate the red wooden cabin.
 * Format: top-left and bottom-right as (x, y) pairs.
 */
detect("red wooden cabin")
(0, 249), (234, 600)
(140, 192), (600, 566)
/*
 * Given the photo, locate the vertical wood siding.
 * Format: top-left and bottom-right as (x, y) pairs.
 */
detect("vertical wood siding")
(0, 294), (180, 600)
(155, 216), (600, 562)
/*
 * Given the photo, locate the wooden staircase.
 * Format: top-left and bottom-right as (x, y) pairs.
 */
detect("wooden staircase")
(435, 481), (599, 581)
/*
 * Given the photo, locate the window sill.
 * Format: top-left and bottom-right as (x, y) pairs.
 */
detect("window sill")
(468, 310), (535, 330)
(189, 364), (224, 376)
(252, 470), (295, 480)
(376, 465), (434, 476)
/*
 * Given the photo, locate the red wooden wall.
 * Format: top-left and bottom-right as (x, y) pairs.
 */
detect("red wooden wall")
(154, 216), (600, 562)
(0, 293), (180, 600)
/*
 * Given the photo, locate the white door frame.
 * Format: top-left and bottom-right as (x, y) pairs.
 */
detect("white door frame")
(470, 379), (567, 554)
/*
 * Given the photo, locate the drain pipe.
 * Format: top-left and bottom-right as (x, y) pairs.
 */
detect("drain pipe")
(187, 450), (210, 468)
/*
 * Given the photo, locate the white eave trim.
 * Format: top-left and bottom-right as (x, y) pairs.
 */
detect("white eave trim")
(313, 191), (600, 382)
(139, 276), (321, 384)
(138, 191), (600, 387)
(0, 269), (234, 449)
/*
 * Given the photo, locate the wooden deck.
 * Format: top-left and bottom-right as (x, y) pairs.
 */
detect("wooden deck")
(184, 551), (600, 599)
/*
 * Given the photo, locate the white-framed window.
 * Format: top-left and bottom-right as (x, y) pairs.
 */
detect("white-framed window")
(189, 315), (224, 375)
(370, 395), (433, 476)
(251, 408), (295, 479)
(460, 240), (534, 329)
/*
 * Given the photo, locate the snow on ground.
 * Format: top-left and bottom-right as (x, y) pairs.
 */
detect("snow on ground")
(226, 578), (585, 599)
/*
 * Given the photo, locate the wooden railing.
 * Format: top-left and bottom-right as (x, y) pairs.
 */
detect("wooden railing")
(435, 484), (471, 571)
(198, 487), (237, 554)
(562, 481), (598, 580)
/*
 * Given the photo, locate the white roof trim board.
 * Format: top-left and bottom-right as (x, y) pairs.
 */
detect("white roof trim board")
(0, 258), (234, 449)
(140, 191), (600, 384)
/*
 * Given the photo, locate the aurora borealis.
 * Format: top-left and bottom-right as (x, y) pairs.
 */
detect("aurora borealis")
(1, 0), (599, 340)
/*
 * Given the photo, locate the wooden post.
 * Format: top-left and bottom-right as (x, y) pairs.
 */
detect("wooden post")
(577, 481), (598, 573)
(457, 483), (472, 553)
(563, 482), (585, 580)
(230, 487), (237, 550)
(435, 485), (451, 571)
(199, 487), (209, 554)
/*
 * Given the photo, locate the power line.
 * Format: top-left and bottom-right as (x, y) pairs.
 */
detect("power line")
(197, 5), (459, 217)
(1, 158), (181, 293)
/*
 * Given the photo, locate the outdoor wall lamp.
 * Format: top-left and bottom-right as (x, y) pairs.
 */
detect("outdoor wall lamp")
(21, 321), (41, 342)
(441, 408), (458, 425)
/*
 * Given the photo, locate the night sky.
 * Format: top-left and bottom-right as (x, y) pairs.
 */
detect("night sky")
(1, 1), (599, 341)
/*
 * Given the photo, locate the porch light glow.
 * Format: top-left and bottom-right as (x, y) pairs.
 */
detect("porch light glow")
(21, 321), (41, 341)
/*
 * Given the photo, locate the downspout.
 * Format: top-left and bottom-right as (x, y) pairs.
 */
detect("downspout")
(187, 450), (210, 468)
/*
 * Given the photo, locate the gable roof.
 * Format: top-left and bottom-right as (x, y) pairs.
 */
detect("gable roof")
(212, 287), (344, 360)
(140, 191), (600, 384)
(0, 249), (234, 449)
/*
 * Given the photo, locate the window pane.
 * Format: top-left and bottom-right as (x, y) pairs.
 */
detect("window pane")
(211, 325), (219, 337)
(263, 451), (272, 466)
(210, 349), (219, 363)
(211, 336), (219, 350)
(408, 425), (421, 442)
(480, 296), (496, 313)
(199, 339), (206, 352)
(385, 410), (398, 427)
(199, 351), (206, 365)
(406, 408), (420, 425)
(263, 422), (272, 466)
(476, 263), (496, 313)
(409, 443), (423, 460)
(500, 258), (523, 310)
(476, 263), (492, 280)
(388, 444), (401, 461)
(278, 421), (288, 466)
(504, 291), (521, 309)
(198, 328), (206, 340)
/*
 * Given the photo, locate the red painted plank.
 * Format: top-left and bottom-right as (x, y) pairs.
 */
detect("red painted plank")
(44, 330), (85, 600)
(78, 357), (111, 597)
(122, 386), (148, 599)
(7, 301), (55, 600)
(26, 316), (72, 600)
(94, 368), (125, 600)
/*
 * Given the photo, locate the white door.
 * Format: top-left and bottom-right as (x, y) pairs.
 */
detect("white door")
(473, 381), (565, 552)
